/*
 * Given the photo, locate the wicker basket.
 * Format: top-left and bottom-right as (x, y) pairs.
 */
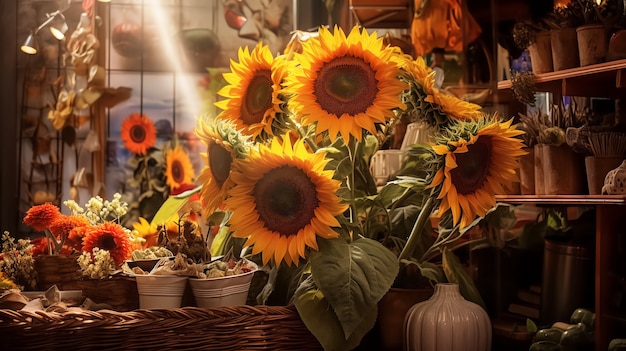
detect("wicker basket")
(34, 254), (81, 291)
(77, 276), (139, 311)
(0, 305), (322, 350)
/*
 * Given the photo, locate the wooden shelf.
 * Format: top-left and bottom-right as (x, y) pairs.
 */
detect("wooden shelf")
(349, 0), (412, 28)
(495, 194), (626, 206)
(497, 59), (626, 98)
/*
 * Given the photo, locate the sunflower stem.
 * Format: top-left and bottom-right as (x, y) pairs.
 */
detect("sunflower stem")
(398, 196), (435, 261)
(346, 138), (363, 235)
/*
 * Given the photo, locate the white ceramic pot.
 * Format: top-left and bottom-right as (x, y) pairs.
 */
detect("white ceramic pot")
(189, 270), (256, 308)
(404, 283), (491, 351)
(135, 275), (187, 309)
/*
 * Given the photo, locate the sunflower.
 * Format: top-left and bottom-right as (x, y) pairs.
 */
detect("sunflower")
(215, 43), (284, 140)
(82, 222), (132, 266)
(165, 146), (195, 190)
(132, 217), (159, 248)
(428, 116), (527, 228)
(120, 113), (157, 155)
(224, 136), (348, 266)
(282, 25), (407, 142)
(23, 203), (61, 231)
(399, 57), (482, 126)
(195, 118), (250, 218)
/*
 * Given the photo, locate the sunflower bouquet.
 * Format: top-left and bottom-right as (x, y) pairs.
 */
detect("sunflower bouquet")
(185, 25), (526, 351)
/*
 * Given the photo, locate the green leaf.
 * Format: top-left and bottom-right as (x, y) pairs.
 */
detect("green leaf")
(295, 289), (376, 351)
(311, 237), (398, 340)
(150, 196), (188, 226)
(442, 247), (486, 309)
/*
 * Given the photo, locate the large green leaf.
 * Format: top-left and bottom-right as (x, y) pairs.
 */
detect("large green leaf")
(150, 185), (202, 226)
(295, 289), (377, 351)
(442, 247), (486, 309)
(310, 237), (399, 340)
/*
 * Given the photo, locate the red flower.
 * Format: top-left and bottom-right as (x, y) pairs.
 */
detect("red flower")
(23, 203), (61, 231)
(49, 215), (91, 251)
(82, 222), (132, 266)
(30, 237), (49, 257)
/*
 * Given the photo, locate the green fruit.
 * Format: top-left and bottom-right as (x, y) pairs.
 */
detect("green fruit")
(533, 328), (563, 344)
(529, 341), (562, 351)
(560, 324), (593, 351)
(569, 308), (595, 330)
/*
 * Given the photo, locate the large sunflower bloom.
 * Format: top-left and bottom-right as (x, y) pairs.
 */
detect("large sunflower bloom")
(224, 137), (348, 266)
(120, 113), (157, 155)
(428, 117), (526, 228)
(400, 57), (482, 123)
(195, 118), (249, 217)
(82, 222), (132, 266)
(283, 25), (407, 142)
(23, 203), (61, 231)
(165, 146), (196, 190)
(215, 43), (283, 139)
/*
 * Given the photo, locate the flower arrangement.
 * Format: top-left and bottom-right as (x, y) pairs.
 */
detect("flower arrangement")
(178, 25), (526, 351)
(21, 193), (140, 280)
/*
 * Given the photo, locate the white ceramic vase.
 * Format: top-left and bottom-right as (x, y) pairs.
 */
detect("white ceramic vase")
(403, 283), (491, 351)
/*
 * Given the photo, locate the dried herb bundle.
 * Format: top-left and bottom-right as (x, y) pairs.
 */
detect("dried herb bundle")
(511, 72), (536, 106)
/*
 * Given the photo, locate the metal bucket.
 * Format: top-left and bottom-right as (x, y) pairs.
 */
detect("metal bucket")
(540, 238), (595, 324)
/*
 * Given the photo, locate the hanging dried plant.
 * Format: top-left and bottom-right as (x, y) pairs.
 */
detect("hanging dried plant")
(511, 71), (537, 106)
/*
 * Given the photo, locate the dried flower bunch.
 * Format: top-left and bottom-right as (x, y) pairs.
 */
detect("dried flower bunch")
(511, 70), (537, 106)
(0, 231), (37, 290)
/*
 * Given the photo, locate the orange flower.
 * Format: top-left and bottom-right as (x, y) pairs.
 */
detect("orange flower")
(120, 113), (157, 155)
(49, 215), (91, 251)
(82, 222), (132, 266)
(23, 203), (61, 231)
(29, 237), (49, 257)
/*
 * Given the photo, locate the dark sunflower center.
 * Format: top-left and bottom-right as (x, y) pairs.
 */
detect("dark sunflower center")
(97, 233), (117, 251)
(129, 124), (146, 143)
(241, 70), (273, 125)
(171, 160), (184, 183)
(314, 55), (378, 116)
(450, 136), (492, 195)
(208, 142), (232, 188)
(253, 165), (319, 237)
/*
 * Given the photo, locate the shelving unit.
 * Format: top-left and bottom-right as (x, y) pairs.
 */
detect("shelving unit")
(498, 59), (626, 99)
(497, 179), (626, 350)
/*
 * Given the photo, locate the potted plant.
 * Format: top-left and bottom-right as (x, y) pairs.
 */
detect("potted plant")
(187, 25), (526, 351)
(548, 2), (584, 70)
(513, 19), (553, 74)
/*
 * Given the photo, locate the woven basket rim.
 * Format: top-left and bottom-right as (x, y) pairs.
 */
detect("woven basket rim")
(0, 304), (323, 350)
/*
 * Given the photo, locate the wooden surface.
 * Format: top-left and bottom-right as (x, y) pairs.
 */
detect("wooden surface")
(497, 59), (626, 98)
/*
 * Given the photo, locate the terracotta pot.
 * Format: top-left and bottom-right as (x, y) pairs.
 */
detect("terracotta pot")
(377, 287), (433, 351)
(551, 28), (579, 71)
(519, 148), (535, 195)
(577, 24), (607, 66)
(584, 156), (624, 195)
(528, 31), (553, 74)
(536, 144), (586, 195)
